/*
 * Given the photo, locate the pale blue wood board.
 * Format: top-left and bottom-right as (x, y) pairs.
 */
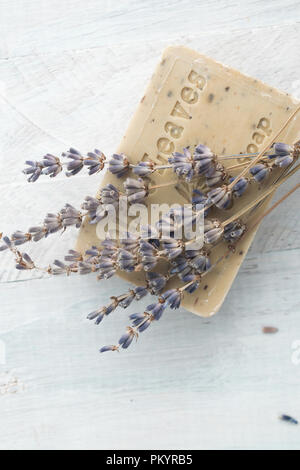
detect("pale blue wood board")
(0, 0), (300, 450)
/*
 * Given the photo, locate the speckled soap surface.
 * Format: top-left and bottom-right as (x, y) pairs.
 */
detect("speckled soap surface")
(77, 46), (300, 317)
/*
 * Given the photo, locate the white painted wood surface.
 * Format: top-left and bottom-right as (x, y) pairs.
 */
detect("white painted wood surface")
(0, 0), (300, 450)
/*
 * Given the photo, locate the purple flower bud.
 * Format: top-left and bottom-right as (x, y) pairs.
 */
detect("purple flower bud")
(205, 163), (225, 187)
(97, 258), (116, 279)
(63, 148), (84, 177)
(108, 153), (129, 177)
(273, 142), (292, 155)
(204, 220), (224, 244)
(0, 236), (12, 251)
(192, 189), (210, 216)
(168, 148), (194, 181)
(208, 187), (232, 209)
(61, 204), (82, 228)
(83, 149), (105, 175)
(134, 286), (148, 300)
(161, 238), (183, 259)
(16, 252), (34, 270)
(161, 289), (182, 309)
(190, 254), (211, 272)
(229, 177), (248, 197)
(120, 232), (139, 251)
(146, 303), (166, 320)
(185, 280), (200, 293)
(124, 178), (147, 204)
(117, 249), (137, 272)
(223, 222), (246, 243)
(99, 345), (119, 353)
(146, 272), (167, 294)
(28, 226), (46, 242)
(43, 213), (62, 233)
(275, 155), (293, 168)
(100, 184), (120, 206)
(138, 317), (153, 332)
(119, 292), (135, 309)
(119, 327), (137, 349)
(250, 164), (268, 182)
(133, 161), (154, 177)
(23, 160), (43, 182)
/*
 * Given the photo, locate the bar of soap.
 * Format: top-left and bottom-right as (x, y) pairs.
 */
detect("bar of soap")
(77, 46), (300, 317)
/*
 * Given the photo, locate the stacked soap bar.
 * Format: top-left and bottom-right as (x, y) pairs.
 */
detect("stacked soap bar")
(77, 46), (300, 317)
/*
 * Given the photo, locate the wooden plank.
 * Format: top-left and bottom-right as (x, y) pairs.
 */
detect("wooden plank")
(0, 249), (299, 449)
(1, 0), (300, 450)
(0, 0), (299, 58)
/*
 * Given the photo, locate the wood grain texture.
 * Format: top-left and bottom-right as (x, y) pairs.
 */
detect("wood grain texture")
(0, 0), (300, 450)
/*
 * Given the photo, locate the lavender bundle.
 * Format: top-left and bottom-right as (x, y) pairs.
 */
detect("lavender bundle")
(1, 105), (300, 354)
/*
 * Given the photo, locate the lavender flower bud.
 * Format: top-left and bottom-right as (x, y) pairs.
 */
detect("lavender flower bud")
(100, 184), (120, 206)
(192, 189), (210, 216)
(124, 178), (147, 204)
(100, 239), (118, 258)
(145, 272), (166, 295)
(120, 232), (139, 251)
(119, 327), (137, 349)
(51, 259), (69, 275)
(43, 213), (62, 233)
(205, 163), (225, 187)
(223, 222), (246, 243)
(119, 291), (135, 309)
(97, 258), (116, 279)
(16, 252), (34, 270)
(160, 289), (182, 309)
(108, 153), (129, 177)
(250, 164), (268, 182)
(28, 226), (46, 242)
(168, 148), (193, 181)
(133, 161), (154, 177)
(63, 148), (84, 177)
(204, 220), (224, 244)
(83, 149), (105, 175)
(275, 155), (293, 168)
(161, 238), (183, 259)
(190, 254), (211, 272)
(146, 303), (166, 320)
(10, 231), (30, 246)
(87, 307), (106, 323)
(64, 249), (82, 263)
(185, 280), (200, 293)
(79, 261), (98, 275)
(23, 161), (43, 182)
(81, 196), (106, 224)
(42, 154), (62, 178)
(60, 204), (82, 228)
(273, 142), (292, 155)
(133, 286), (148, 300)
(140, 240), (158, 271)
(100, 345), (119, 353)
(208, 187), (232, 209)
(193, 145), (214, 175)
(137, 316), (153, 332)
(117, 249), (137, 272)
(229, 177), (248, 197)
(0, 235), (12, 251)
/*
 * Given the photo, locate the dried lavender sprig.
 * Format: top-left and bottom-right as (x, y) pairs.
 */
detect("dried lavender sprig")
(227, 107), (300, 190)
(207, 144), (299, 210)
(87, 285), (148, 324)
(100, 176), (300, 354)
(23, 148), (107, 182)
